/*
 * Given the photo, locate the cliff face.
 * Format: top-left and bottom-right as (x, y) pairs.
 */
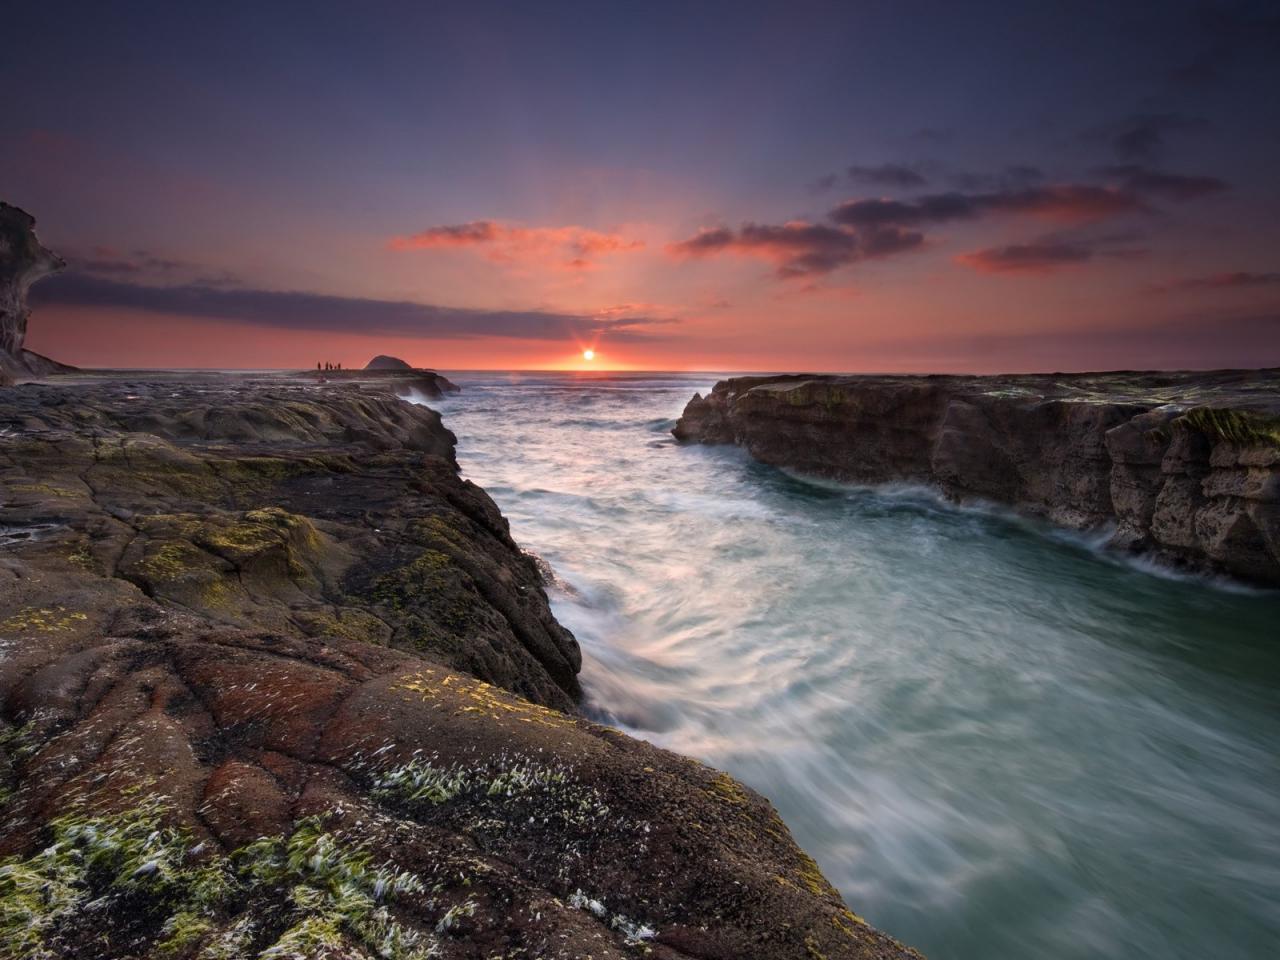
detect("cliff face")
(0, 202), (72, 381)
(674, 371), (1280, 586)
(0, 375), (919, 960)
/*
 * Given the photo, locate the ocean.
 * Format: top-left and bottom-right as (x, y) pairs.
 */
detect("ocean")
(421, 370), (1280, 960)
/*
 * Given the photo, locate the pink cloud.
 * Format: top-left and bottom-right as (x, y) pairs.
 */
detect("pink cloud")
(388, 220), (644, 270)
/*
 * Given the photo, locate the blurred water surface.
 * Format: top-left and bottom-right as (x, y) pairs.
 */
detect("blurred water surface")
(426, 371), (1280, 960)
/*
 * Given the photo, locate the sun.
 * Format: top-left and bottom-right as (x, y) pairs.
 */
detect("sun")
(582, 349), (595, 361)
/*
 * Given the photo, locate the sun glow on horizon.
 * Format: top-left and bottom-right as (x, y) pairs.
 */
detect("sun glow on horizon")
(582, 348), (595, 361)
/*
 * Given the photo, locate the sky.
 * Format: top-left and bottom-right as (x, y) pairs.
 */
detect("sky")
(4, 0), (1280, 372)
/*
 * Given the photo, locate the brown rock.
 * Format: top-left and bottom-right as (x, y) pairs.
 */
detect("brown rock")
(0, 374), (920, 959)
(675, 370), (1280, 585)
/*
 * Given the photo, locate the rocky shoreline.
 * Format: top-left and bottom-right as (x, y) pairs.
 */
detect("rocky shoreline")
(0, 372), (919, 960)
(674, 372), (1280, 586)
(0, 205), (921, 958)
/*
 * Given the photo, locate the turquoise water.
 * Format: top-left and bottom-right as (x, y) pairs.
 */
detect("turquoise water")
(427, 371), (1280, 960)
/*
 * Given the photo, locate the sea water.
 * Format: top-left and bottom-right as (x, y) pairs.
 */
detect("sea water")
(423, 371), (1280, 960)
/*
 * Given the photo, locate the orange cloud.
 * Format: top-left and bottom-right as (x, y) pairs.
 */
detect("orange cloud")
(388, 221), (644, 270)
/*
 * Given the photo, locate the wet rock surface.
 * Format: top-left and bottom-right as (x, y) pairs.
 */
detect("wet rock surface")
(0, 373), (919, 959)
(674, 370), (1280, 586)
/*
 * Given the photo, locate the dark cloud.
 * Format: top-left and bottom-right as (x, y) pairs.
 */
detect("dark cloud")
(808, 173), (838, 193)
(29, 273), (675, 341)
(73, 248), (198, 277)
(846, 164), (927, 189)
(950, 165), (1044, 192)
(956, 241), (1095, 274)
(957, 230), (1148, 275)
(674, 167), (1220, 280)
(68, 248), (243, 288)
(830, 185), (1149, 228)
(1150, 270), (1280, 292)
(667, 222), (923, 278)
(1095, 164), (1227, 201)
(1084, 113), (1207, 162)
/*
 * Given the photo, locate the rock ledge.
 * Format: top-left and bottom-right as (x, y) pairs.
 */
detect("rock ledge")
(674, 370), (1280, 585)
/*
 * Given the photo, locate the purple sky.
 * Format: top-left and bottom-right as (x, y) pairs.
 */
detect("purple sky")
(5, 1), (1280, 371)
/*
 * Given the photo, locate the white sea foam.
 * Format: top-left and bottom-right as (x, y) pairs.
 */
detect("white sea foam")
(421, 371), (1280, 960)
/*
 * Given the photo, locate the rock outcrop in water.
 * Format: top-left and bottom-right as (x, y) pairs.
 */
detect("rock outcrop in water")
(0, 372), (920, 959)
(0, 202), (75, 382)
(674, 371), (1280, 586)
(366, 354), (414, 370)
(302, 363), (462, 400)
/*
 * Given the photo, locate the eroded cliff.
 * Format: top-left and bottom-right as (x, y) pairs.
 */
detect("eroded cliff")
(0, 374), (920, 960)
(0, 202), (72, 382)
(674, 371), (1280, 586)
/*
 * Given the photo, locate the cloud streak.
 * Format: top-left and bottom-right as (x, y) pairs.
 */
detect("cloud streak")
(30, 273), (675, 341)
(830, 185), (1150, 227)
(388, 220), (643, 270)
(846, 163), (927, 188)
(667, 222), (923, 278)
(955, 241), (1096, 274)
(1084, 113), (1208, 162)
(1096, 165), (1227, 201)
(672, 166), (1227, 279)
(1149, 271), (1280, 293)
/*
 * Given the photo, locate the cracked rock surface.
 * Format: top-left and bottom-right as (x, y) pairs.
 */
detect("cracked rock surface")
(0, 374), (920, 960)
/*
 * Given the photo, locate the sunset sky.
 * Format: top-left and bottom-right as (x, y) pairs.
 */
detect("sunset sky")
(5, 1), (1280, 372)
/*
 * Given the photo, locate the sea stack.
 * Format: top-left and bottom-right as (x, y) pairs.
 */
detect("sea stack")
(0, 201), (74, 381)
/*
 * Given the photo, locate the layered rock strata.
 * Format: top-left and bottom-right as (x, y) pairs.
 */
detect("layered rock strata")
(0, 202), (73, 381)
(674, 371), (1280, 585)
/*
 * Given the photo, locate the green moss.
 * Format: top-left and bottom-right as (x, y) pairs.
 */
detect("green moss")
(0, 718), (44, 764)
(66, 542), (97, 571)
(372, 758), (609, 829)
(371, 551), (479, 633)
(409, 515), (469, 548)
(0, 606), (89, 636)
(706, 772), (749, 807)
(795, 850), (836, 898)
(296, 610), (388, 645)
(235, 817), (430, 959)
(139, 541), (208, 581)
(5, 482), (80, 499)
(1182, 407), (1280, 445)
(0, 800), (435, 960)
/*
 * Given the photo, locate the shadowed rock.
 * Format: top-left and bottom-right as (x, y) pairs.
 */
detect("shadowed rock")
(366, 354), (414, 370)
(674, 370), (1280, 585)
(299, 363), (462, 400)
(0, 374), (921, 959)
(0, 201), (74, 381)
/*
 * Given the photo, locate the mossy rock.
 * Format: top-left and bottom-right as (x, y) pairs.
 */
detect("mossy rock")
(1180, 407), (1280, 445)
